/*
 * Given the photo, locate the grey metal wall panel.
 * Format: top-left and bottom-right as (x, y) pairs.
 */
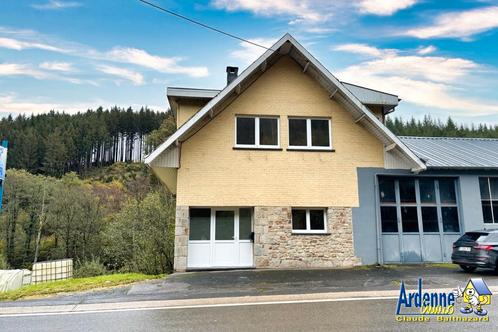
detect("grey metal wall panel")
(402, 235), (422, 262)
(423, 235), (443, 262)
(382, 235), (401, 263)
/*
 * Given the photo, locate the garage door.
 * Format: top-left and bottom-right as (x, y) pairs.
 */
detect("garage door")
(379, 177), (461, 263)
(187, 208), (253, 269)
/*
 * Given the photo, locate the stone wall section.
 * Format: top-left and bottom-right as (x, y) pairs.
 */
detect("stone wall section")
(174, 206), (189, 272)
(253, 206), (361, 268)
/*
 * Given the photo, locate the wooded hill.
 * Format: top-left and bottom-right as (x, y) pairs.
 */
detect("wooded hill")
(386, 116), (498, 138)
(0, 107), (172, 177)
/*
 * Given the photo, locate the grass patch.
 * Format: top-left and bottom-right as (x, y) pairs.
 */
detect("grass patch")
(0, 273), (163, 302)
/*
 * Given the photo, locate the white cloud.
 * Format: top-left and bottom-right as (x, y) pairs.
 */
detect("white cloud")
(0, 37), (64, 52)
(0, 30), (209, 79)
(230, 38), (277, 64)
(39, 61), (75, 72)
(31, 1), (81, 10)
(0, 63), (46, 79)
(0, 63), (98, 85)
(97, 65), (145, 85)
(335, 44), (498, 116)
(0, 94), (165, 116)
(357, 0), (418, 16)
(417, 45), (436, 55)
(105, 47), (209, 78)
(333, 43), (390, 57)
(212, 0), (327, 23)
(404, 6), (498, 39)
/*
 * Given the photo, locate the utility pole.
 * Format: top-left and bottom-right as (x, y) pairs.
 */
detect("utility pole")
(0, 140), (8, 213)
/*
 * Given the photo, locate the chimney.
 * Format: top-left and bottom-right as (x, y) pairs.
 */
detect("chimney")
(226, 66), (239, 85)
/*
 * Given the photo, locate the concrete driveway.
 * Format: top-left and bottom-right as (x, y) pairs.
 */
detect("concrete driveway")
(1, 264), (497, 307)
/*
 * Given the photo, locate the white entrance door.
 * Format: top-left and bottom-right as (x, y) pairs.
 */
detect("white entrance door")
(212, 209), (237, 266)
(187, 208), (253, 269)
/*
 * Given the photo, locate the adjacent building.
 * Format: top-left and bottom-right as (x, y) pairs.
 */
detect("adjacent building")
(145, 34), (498, 271)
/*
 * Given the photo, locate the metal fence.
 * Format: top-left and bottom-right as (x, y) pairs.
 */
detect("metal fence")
(31, 259), (73, 284)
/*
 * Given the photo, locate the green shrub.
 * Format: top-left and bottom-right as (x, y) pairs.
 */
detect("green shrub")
(74, 258), (107, 278)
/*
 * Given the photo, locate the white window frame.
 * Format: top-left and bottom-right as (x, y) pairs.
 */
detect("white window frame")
(234, 115), (280, 149)
(480, 177), (498, 224)
(291, 208), (328, 234)
(288, 117), (332, 151)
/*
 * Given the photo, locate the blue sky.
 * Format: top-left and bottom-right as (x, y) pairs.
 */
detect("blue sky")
(1, 0), (498, 124)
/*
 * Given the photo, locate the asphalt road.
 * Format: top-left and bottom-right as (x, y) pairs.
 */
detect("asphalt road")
(1, 297), (496, 332)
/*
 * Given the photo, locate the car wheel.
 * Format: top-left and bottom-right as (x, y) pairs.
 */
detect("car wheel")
(459, 265), (477, 272)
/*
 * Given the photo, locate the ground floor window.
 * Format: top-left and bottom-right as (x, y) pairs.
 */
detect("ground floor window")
(378, 177), (460, 234)
(291, 208), (327, 234)
(479, 177), (498, 223)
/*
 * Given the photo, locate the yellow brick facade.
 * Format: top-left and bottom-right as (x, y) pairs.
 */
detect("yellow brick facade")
(176, 100), (206, 127)
(175, 56), (384, 207)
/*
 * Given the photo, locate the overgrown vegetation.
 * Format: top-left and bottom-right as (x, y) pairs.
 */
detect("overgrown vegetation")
(0, 273), (162, 301)
(0, 108), (177, 276)
(386, 116), (498, 138)
(0, 164), (175, 274)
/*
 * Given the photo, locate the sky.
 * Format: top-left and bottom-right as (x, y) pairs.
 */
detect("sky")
(1, 0), (498, 124)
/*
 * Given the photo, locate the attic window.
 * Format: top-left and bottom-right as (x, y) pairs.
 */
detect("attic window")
(288, 118), (332, 150)
(235, 116), (279, 148)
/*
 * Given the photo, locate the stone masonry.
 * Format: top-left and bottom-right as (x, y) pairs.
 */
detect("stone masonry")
(253, 206), (361, 268)
(174, 206), (189, 272)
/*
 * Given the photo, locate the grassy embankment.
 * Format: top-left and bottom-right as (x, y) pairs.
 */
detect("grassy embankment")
(0, 273), (163, 301)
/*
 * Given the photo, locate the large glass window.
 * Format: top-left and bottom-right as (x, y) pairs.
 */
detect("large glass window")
(289, 119), (307, 146)
(239, 208), (253, 240)
(215, 211), (234, 240)
(399, 179), (416, 203)
(379, 178), (396, 203)
(235, 116), (279, 148)
(189, 208), (211, 240)
(288, 118), (331, 150)
(292, 208), (327, 233)
(479, 177), (498, 223)
(380, 206), (398, 232)
(441, 207), (459, 232)
(439, 179), (456, 204)
(378, 177), (459, 234)
(236, 117), (255, 145)
(421, 207), (438, 232)
(419, 179), (436, 203)
(401, 206), (419, 232)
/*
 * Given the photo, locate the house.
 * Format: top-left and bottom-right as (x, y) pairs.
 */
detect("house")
(463, 278), (492, 306)
(145, 34), (498, 271)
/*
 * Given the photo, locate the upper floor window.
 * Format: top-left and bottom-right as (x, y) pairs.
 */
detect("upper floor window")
(479, 177), (498, 223)
(288, 118), (331, 150)
(235, 116), (279, 148)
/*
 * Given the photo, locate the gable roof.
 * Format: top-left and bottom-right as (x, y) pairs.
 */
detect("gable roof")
(466, 278), (492, 295)
(145, 33), (426, 171)
(400, 136), (498, 169)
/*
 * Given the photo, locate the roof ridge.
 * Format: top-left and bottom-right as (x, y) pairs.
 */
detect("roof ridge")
(399, 136), (498, 141)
